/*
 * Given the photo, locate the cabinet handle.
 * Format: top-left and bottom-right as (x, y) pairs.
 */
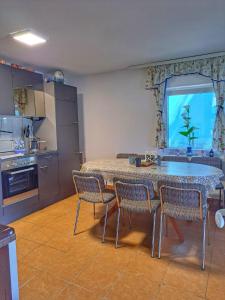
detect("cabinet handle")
(44, 156), (52, 159)
(39, 165), (48, 169)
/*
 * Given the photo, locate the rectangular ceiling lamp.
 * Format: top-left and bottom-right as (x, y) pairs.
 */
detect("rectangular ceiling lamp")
(12, 30), (46, 46)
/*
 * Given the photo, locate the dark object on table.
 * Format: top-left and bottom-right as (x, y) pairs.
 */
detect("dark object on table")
(209, 149), (214, 157)
(135, 157), (141, 167)
(186, 146), (193, 157)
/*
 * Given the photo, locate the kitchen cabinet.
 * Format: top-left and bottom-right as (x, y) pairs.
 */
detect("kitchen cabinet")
(37, 152), (60, 208)
(54, 83), (81, 199)
(12, 68), (45, 117)
(0, 64), (14, 115)
(58, 153), (81, 197)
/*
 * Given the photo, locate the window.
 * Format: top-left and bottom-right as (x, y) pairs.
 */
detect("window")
(167, 85), (216, 149)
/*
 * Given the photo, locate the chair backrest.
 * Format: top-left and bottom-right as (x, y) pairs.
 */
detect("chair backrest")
(157, 180), (207, 214)
(113, 177), (155, 202)
(191, 156), (222, 169)
(72, 171), (105, 194)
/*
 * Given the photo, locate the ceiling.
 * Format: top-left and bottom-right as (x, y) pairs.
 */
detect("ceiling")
(0, 0), (224, 75)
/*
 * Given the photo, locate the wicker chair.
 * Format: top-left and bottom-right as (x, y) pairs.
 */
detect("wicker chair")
(72, 171), (116, 242)
(158, 180), (209, 270)
(114, 177), (160, 257)
(191, 157), (224, 207)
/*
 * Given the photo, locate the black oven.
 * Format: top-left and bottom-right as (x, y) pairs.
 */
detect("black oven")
(1, 165), (38, 199)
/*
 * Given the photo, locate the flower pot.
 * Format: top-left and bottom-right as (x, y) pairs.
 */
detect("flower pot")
(186, 146), (192, 157)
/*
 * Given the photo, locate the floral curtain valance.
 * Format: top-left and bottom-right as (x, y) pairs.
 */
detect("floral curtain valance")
(145, 55), (225, 89)
(145, 55), (225, 150)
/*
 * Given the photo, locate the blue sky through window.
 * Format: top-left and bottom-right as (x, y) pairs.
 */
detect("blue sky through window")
(167, 91), (216, 149)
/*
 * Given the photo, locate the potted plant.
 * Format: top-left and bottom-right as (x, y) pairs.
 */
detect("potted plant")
(179, 105), (198, 156)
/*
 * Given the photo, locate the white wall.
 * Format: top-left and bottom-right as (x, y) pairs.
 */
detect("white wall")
(80, 69), (156, 161)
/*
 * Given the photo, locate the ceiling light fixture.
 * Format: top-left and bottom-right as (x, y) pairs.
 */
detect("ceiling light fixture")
(11, 30), (46, 46)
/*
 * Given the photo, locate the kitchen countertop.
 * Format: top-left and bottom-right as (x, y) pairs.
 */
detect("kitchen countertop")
(0, 150), (58, 163)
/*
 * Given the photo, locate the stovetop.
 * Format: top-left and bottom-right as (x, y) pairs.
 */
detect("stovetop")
(0, 152), (37, 171)
(0, 153), (25, 160)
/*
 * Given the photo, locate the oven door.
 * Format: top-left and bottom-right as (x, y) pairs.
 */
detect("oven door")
(2, 165), (38, 199)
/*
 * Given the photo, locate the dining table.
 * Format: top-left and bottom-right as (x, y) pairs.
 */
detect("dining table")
(81, 158), (224, 242)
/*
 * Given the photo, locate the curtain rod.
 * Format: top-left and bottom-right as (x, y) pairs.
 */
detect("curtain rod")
(127, 51), (225, 69)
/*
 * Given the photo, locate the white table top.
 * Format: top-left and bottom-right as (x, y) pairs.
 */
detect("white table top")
(82, 159), (224, 192)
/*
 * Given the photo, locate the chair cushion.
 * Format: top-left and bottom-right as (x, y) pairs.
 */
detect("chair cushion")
(162, 202), (207, 221)
(80, 191), (115, 203)
(120, 199), (160, 213)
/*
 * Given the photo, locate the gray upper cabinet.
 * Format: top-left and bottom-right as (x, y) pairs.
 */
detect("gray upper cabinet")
(12, 68), (43, 90)
(0, 64), (14, 115)
(54, 83), (76, 101)
(12, 68), (45, 117)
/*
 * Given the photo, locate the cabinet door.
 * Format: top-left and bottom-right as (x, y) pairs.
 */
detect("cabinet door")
(58, 153), (81, 198)
(12, 68), (45, 117)
(38, 154), (59, 207)
(57, 124), (79, 155)
(12, 68), (43, 90)
(54, 83), (77, 102)
(56, 99), (78, 125)
(0, 64), (14, 115)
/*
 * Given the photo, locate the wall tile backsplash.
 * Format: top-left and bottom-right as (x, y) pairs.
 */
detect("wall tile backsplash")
(0, 117), (32, 152)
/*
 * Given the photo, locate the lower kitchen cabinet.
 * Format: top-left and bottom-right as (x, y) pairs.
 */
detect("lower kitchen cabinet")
(58, 153), (81, 199)
(2, 196), (39, 224)
(37, 152), (60, 208)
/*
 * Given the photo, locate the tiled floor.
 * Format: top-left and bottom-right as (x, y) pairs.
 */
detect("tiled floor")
(10, 196), (225, 300)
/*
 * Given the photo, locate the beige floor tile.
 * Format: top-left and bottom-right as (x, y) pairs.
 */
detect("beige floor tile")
(19, 271), (68, 300)
(55, 284), (101, 300)
(106, 271), (160, 300)
(22, 245), (64, 271)
(163, 262), (209, 298)
(206, 271), (225, 299)
(23, 226), (56, 244)
(158, 284), (205, 300)
(16, 238), (41, 259)
(18, 262), (39, 288)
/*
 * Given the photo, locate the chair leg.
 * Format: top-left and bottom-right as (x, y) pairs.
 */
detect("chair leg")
(164, 215), (168, 237)
(222, 189), (225, 208)
(151, 210), (157, 258)
(201, 217), (206, 270)
(158, 213), (164, 258)
(115, 207), (121, 248)
(128, 211), (132, 229)
(73, 199), (81, 236)
(207, 210), (210, 246)
(93, 203), (96, 219)
(102, 204), (109, 243)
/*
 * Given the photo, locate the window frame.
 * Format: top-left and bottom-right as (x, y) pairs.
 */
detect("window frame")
(165, 83), (215, 149)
